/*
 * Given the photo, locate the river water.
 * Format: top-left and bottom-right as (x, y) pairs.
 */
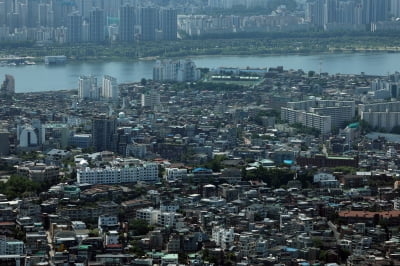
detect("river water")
(1, 52), (400, 93)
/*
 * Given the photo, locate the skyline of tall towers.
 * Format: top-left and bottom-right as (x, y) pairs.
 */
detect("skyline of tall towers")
(306, 0), (391, 28)
(119, 5), (135, 42)
(0, 2), (178, 43)
(89, 7), (105, 42)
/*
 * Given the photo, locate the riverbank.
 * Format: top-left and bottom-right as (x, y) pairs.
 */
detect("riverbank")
(2, 33), (400, 63)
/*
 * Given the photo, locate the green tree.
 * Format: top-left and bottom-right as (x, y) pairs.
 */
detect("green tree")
(129, 219), (152, 236)
(204, 155), (227, 172)
(391, 125), (400, 134)
(129, 240), (145, 256)
(0, 175), (39, 200)
(88, 228), (99, 237)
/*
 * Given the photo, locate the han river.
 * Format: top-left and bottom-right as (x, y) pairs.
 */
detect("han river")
(2, 52), (400, 93)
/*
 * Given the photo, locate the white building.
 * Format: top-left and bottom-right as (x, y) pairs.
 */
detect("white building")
(141, 90), (160, 108)
(211, 226), (234, 250)
(136, 207), (178, 227)
(359, 101), (400, 132)
(105, 230), (119, 245)
(157, 212), (177, 227)
(77, 162), (158, 184)
(281, 99), (355, 133)
(78, 75), (99, 100)
(165, 168), (188, 181)
(136, 207), (159, 225)
(153, 59), (201, 82)
(101, 75), (119, 100)
(18, 126), (39, 147)
(71, 221), (86, 230)
(281, 108), (332, 134)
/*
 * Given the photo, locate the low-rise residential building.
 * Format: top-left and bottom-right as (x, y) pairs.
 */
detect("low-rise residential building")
(0, 236), (25, 255)
(16, 162), (60, 184)
(77, 162), (158, 184)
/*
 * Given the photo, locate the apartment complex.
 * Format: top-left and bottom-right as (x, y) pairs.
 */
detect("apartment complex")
(281, 99), (355, 133)
(153, 59), (201, 82)
(77, 162), (158, 184)
(359, 101), (400, 131)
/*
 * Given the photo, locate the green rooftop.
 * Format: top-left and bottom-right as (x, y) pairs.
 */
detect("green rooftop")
(162, 254), (178, 259)
(348, 122), (359, 129)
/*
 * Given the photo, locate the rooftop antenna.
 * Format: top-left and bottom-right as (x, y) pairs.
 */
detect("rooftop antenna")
(108, 105), (113, 117)
(319, 57), (323, 75)
(121, 96), (126, 110)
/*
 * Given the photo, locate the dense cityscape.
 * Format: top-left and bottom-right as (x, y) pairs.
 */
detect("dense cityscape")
(3, 1), (400, 266)
(1, 58), (400, 265)
(1, 0), (400, 43)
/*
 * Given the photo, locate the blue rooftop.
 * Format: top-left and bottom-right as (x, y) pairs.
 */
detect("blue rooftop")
(285, 247), (298, 252)
(193, 167), (212, 173)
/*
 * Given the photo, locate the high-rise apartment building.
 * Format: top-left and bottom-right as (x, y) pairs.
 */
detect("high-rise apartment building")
(75, 0), (93, 20)
(140, 7), (157, 41)
(0, 2), (6, 26)
(51, 0), (74, 27)
(101, 75), (118, 100)
(160, 8), (177, 41)
(306, 0), (390, 27)
(324, 0), (337, 25)
(92, 115), (117, 152)
(337, 1), (356, 24)
(38, 3), (52, 27)
(391, 0), (400, 17)
(27, 0), (40, 28)
(78, 75), (98, 100)
(0, 129), (10, 156)
(359, 101), (400, 132)
(306, 0), (325, 27)
(89, 8), (105, 43)
(103, 0), (121, 18)
(119, 5), (135, 42)
(1, 74), (15, 94)
(67, 12), (82, 43)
